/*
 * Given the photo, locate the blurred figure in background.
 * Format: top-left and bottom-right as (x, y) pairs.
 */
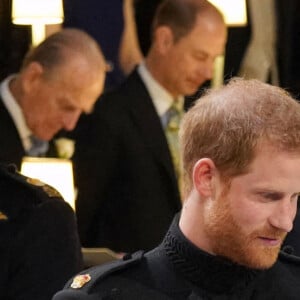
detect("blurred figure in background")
(71, 0), (226, 253)
(0, 28), (106, 169)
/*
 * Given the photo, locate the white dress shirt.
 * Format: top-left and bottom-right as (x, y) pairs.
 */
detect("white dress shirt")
(137, 62), (184, 129)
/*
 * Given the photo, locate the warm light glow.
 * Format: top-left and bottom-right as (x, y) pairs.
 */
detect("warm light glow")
(209, 0), (248, 88)
(208, 0), (247, 26)
(12, 0), (63, 24)
(21, 157), (75, 210)
(12, 0), (64, 45)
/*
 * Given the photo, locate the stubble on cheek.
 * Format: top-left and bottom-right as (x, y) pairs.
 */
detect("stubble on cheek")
(204, 195), (285, 269)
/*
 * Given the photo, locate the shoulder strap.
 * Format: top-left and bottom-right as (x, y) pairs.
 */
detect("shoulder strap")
(65, 251), (145, 292)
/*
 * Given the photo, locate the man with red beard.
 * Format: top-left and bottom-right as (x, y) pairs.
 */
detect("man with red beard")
(54, 78), (300, 299)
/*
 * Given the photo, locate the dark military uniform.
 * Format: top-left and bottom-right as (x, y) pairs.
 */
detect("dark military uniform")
(0, 164), (83, 300)
(53, 214), (300, 300)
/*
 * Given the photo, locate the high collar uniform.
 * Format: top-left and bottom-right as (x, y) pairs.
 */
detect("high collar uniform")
(53, 214), (300, 300)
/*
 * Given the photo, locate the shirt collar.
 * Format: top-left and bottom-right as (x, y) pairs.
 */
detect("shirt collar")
(137, 62), (184, 117)
(0, 75), (32, 151)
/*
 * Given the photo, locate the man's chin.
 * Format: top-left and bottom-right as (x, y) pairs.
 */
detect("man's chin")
(234, 247), (280, 270)
(185, 78), (208, 94)
(184, 87), (201, 97)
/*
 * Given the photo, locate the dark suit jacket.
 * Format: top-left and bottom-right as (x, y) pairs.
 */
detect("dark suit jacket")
(0, 164), (83, 300)
(0, 96), (25, 168)
(0, 96), (58, 169)
(70, 70), (182, 253)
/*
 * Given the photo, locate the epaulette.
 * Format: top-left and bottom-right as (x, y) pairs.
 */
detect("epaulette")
(0, 163), (61, 199)
(65, 250), (145, 292)
(23, 176), (62, 198)
(279, 247), (300, 265)
(0, 163), (63, 220)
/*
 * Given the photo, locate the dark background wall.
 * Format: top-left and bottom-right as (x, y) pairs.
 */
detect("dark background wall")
(276, 0), (300, 98)
(63, 0), (124, 90)
(0, 0), (30, 81)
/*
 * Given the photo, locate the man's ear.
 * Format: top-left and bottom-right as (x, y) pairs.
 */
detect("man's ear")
(193, 158), (217, 197)
(22, 62), (44, 94)
(154, 26), (174, 54)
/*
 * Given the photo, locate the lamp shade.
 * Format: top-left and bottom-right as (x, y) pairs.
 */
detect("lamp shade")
(21, 157), (75, 210)
(208, 0), (247, 26)
(12, 0), (64, 25)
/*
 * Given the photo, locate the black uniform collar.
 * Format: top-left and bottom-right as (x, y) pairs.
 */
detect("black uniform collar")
(163, 214), (264, 295)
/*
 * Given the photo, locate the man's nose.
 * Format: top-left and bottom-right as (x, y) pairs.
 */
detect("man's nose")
(198, 59), (214, 81)
(63, 111), (81, 131)
(269, 199), (297, 233)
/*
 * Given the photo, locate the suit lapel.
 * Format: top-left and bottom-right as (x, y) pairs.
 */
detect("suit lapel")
(124, 71), (179, 194)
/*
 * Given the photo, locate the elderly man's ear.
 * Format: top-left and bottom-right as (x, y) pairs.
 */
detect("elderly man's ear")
(193, 158), (217, 198)
(21, 62), (44, 93)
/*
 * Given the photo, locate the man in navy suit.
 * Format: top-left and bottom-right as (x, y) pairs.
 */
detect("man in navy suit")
(0, 28), (106, 169)
(71, 0), (227, 253)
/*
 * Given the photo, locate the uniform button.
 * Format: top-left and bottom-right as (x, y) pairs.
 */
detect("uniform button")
(111, 288), (120, 296)
(282, 245), (294, 255)
(122, 253), (132, 261)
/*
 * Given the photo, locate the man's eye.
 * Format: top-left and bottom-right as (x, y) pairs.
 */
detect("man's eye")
(260, 193), (283, 201)
(194, 54), (206, 61)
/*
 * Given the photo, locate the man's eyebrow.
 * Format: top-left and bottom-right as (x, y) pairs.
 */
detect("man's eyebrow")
(258, 191), (284, 199)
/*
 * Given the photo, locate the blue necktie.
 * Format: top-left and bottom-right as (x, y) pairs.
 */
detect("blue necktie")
(27, 135), (49, 157)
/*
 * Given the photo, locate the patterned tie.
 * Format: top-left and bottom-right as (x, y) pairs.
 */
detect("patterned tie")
(27, 135), (49, 157)
(165, 102), (183, 188)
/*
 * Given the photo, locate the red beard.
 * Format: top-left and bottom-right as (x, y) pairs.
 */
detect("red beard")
(204, 191), (286, 269)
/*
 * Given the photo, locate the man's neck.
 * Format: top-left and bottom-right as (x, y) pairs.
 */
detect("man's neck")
(179, 192), (214, 256)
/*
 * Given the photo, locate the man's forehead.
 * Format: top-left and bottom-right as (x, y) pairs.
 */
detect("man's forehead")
(179, 15), (226, 51)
